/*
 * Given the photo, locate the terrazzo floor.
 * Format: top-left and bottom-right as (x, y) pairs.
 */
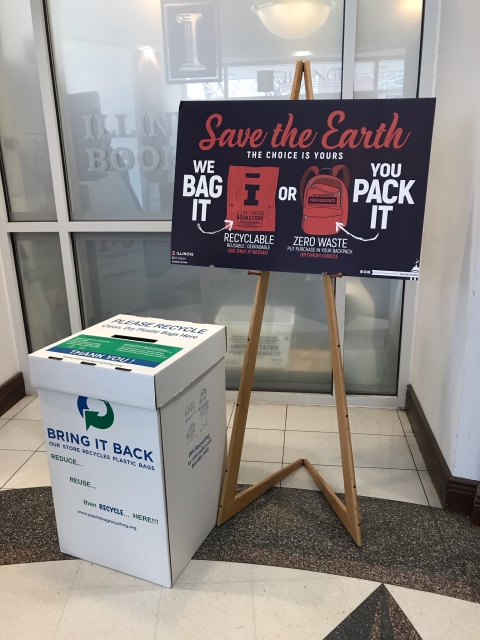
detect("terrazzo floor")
(1, 396), (480, 639)
(0, 396), (441, 507)
(1, 559), (479, 639)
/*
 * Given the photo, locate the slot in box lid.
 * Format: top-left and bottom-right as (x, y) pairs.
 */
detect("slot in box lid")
(28, 315), (226, 410)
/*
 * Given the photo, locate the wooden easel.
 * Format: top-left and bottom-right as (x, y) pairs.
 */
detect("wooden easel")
(217, 60), (362, 546)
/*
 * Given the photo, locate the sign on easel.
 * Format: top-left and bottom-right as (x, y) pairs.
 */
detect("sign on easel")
(170, 61), (435, 547)
(171, 98), (435, 279)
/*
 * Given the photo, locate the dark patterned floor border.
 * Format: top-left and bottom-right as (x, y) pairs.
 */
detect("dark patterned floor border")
(1, 486), (480, 604)
(0, 487), (71, 565)
(325, 584), (422, 639)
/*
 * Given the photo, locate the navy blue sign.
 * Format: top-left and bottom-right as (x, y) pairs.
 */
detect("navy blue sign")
(171, 98), (435, 279)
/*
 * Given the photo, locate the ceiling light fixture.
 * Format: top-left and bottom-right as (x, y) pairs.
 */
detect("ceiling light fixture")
(252, 0), (335, 40)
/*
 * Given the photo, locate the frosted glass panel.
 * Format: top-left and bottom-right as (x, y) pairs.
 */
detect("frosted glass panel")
(0, 1), (56, 220)
(344, 277), (403, 395)
(13, 234), (70, 352)
(354, 0), (423, 99)
(348, 0), (420, 394)
(74, 233), (332, 393)
(48, 0), (344, 220)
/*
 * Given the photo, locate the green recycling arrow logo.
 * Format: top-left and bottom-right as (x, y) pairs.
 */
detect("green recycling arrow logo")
(77, 396), (114, 431)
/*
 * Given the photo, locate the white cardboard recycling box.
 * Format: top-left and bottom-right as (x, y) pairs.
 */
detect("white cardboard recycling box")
(28, 315), (227, 588)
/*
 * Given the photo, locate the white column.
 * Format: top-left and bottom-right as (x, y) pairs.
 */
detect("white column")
(410, 0), (480, 479)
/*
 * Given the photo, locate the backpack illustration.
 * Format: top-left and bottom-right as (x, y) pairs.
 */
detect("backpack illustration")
(226, 166), (279, 232)
(300, 165), (350, 236)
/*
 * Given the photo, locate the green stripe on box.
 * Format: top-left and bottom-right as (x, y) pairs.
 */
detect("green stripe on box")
(51, 335), (182, 365)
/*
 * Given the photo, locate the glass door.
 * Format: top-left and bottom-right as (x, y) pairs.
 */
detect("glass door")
(0, 0), (433, 405)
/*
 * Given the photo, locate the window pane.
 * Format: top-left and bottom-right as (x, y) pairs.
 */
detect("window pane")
(73, 233), (332, 393)
(349, 0), (420, 395)
(0, 2), (56, 221)
(354, 0), (423, 99)
(13, 234), (71, 352)
(48, 0), (344, 221)
(344, 277), (403, 395)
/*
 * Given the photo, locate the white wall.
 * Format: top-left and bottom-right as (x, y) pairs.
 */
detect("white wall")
(411, 0), (480, 479)
(0, 244), (20, 385)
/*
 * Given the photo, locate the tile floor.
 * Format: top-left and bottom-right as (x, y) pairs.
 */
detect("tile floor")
(0, 396), (440, 508)
(226, 401), (441, 507)
(0, 559), (478, 640)
(0, 396), (49, 490)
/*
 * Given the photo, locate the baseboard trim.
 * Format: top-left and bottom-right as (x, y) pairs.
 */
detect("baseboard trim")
(472, 485), (480, 529)
(405, 384), (450, 507)
(406, 385), (480, 520)
(0, 372), (25, 417)
(446, 476), (479, 517)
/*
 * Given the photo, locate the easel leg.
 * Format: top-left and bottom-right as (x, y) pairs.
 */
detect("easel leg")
(322, 274), (362, 545)
(217, 60), (305, 526)
(302, 276), (362, 545)
(217, 270), (303, 525)
(216, 61), (362, 547)
(218, 270), (269, 523)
